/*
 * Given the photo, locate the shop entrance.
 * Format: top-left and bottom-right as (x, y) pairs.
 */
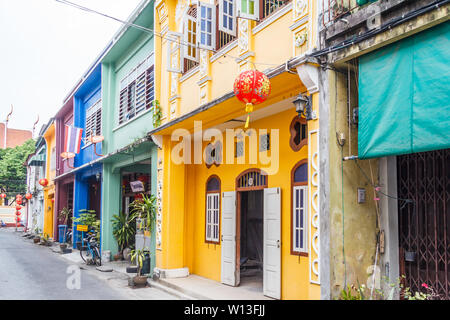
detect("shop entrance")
(238, 190), (264, 290)
(88, 178), (101, 220)
(221, 169), (281, 299)
(397, 148), (450, 299)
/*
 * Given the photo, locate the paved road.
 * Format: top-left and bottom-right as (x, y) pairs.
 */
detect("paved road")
(0, 229), (177, 300)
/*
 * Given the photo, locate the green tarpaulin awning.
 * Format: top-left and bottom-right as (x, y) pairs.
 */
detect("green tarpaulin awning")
(358, 22), (450, 159)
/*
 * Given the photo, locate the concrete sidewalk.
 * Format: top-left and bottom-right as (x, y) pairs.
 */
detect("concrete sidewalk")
(157, 274), (274, 300)
(45, 238), (273, 300)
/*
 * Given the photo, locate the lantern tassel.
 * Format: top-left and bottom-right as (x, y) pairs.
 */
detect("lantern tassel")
(244, 103), (253, 129)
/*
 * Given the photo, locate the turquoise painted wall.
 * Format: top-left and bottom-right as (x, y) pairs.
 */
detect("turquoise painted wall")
(99, 3), (157, 273)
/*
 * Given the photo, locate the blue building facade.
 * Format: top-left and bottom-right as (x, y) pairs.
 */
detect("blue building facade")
(72, 64), (103, 248)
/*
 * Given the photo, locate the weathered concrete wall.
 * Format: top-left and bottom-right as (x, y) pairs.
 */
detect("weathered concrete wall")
(326, 68), (379, 298)
(320, 0), (450, 64)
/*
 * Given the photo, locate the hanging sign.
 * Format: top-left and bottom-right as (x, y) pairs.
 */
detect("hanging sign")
(77, 224), (88, 232)
(130, 181), (145, 193)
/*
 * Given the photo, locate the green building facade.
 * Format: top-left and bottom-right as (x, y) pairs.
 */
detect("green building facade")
(100, 0), (157, 273)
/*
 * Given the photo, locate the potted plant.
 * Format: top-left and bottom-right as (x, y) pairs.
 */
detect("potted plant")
(111, 211), (136, 261)
(40, 233), (51, 246)
(130, 193), (156, 237)
(33, 227), (41, 243)
(130, 248), (149, 286)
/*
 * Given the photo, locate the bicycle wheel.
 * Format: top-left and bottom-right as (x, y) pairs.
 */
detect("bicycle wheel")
(80, 246), (91, 263)
(93, 247), (102, 266)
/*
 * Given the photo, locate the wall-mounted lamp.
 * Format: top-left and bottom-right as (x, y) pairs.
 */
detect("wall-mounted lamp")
(88, 134), (104, 157)
(61, 152), (76, 169)
(95, 172), (101, 182)
(293, 94), (314, 120)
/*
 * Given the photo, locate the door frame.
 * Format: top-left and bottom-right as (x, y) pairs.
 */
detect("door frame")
(235, 168), (268, 285)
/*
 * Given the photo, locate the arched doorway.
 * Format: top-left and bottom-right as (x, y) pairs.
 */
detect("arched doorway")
(221, 169), (281, 299)
(235, 169), (267, 290)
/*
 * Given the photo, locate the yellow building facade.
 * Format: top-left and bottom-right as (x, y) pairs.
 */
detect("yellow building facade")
(152, 0), (322, 299)
(43, 122), (56, 238)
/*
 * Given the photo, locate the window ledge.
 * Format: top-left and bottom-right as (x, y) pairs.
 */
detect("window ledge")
(179, 65), (200, 83)
(113, 108), (153, 132)
(210, 39), (238, 63)
(252, 2), (293, 35)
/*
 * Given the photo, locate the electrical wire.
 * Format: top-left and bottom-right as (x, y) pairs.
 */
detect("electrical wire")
(310, 0), (449, 59)
(54, 0), (280, 68)
(353, 159), (414, 208)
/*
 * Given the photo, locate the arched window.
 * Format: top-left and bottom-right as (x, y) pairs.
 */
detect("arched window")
(183, 5), (199, 73)
(289, 116), (308, 152)
(236, 169), (268, 191)
(291, 160), (308, 256)
(205, 175), (221, 244)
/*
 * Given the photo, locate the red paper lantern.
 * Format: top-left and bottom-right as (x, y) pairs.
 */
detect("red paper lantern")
(16, 194), (22, 199)
(233, 69), (271, 128)
(0, 193), (6, 199)
(15, 211), (21, 216)
(15, 205), (22, 211)
(39, 179), (49, 187)
(16, 217), (21, 222)
(16, 199), (22, 205)
(25, 193), (32, 200)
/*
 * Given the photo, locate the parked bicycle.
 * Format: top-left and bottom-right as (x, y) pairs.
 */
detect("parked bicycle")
(80, 231), (101, 266)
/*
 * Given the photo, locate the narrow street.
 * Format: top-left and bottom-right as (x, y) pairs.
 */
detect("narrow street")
(0, 229), (177, 300)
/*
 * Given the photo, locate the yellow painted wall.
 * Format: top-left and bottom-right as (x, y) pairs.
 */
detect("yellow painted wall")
(157, 95), (321, 299)
(154, 0), (321, 300)
(43, 123), (56, 238)
(187, 107), (311, 299)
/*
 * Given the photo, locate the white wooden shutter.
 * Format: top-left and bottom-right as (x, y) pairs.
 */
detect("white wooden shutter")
(237, 0), (259, 20)
(221, 191), (237, 286)
(85, 99), (102, 141)
(184, 14), (198, 61)
(166, 31), (183, 73)
(197, 2), (216, 50)
(263, 187), (281, 299)
(219, 0), (236, 36)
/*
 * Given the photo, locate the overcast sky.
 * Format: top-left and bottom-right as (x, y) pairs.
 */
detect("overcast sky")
(0, 0), (143, 136)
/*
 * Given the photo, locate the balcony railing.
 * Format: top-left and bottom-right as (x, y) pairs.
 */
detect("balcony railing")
(321, 0), (360, 27)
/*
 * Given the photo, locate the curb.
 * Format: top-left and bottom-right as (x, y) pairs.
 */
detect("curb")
(155, 278), (210, 300)
(148, 279), (197, 300)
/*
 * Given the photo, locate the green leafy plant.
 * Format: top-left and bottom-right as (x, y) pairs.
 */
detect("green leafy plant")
(73, 209), (100, 241)
(0, 139), (36, 195)
(130, 193), (156, 233)
(111, 211), (136, 253)
(152, 100), (162, 128)
(130, 248), (150, 276)
(58, 207), (72, 225)
(339, 284), (365, 300)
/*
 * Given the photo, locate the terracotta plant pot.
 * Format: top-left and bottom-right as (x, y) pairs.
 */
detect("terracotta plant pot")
(133, 275), (148, 286)
(113, 253), (123, 261)
(33, 238), (40, 244)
